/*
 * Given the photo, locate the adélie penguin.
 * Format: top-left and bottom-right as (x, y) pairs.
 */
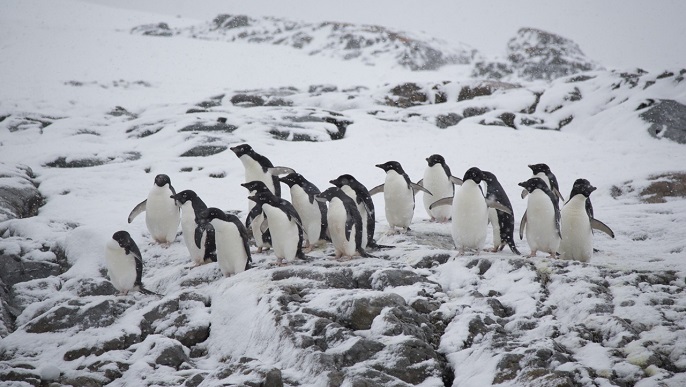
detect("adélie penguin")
(197, 208), (252, 276)
(315, 187), (371, 260)
(231, 144), (282, 215)
(370, 161), (432, 233)
(431, 167), (513, 255)
(248, 190), (305, 265)
(558, 179), (615, 262)
(241, 181), (272, 253)
(518, 177), (561, 258)
(171, 190), (209, 266)
(279, 172), (328, 251)
(521, 163), (564, 202)
(330, 174), (390, 249)
(128, 174), (180, 244)
(482, 171), (520, 255)
(417, 154), (461, 223)
(105, 231), (156, 295)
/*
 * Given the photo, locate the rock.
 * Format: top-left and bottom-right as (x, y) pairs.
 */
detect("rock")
(386, 83), (427, 108)
(24, 299), (130, 333)
(130, 22), (173, 37)
(230, 94), (265, 107)
(493, 353), (524, 384)
(43, 152), (141, 168)
(435, 113), (463, 129)
(332, 337), (384, 367)
(372, 338), (441, 385)
(462, 106), (491, 118)
(344, 293), (407, 330)
(155, 340), (191, 369)
(107, 106), (137, 119)
(471, 59), (515, 80)
(0, 164), (44, 221)
(638, 99), (686, 144)
(370, 269), (433, 290)
(64, 331), (140, 360)
(180, 145), (228, 157)
(178, 120), (237, 133)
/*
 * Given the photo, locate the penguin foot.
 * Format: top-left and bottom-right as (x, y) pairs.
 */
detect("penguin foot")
(527, 251), (537, 258)
(303, 245), (314, 254)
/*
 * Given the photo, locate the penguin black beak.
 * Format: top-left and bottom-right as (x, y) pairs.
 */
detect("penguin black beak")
(517, 182), (527, 188)
(314, 195), (327, 203)
(247, 195), (257, 202)
(375, 164), (383, 169)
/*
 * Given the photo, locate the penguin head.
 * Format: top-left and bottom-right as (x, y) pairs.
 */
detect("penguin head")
(315, 187), (339, 203)
(280, 173), (304, 188)
(241, 181), (270, 194)
(570, 178), (596, 198)
(481, 170), (497, 184)
(248, 190), (275, 206)
(154, 174), (172, 188)
(426, 154), (446, 167)
(330, 174), (356, 188)
(112, 230), (133, 249)
(375, 161), (404, 174)
(462, 167), (484, 184)
(199, 207), (226, 224)
(528, 163), (551, 175)
(518, 177), (548, 193)
(171, 190), (197, 204)
(230, 144), (254, 158)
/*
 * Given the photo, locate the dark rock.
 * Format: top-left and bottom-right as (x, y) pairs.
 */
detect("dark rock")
(0, 257), (60, 289)
(371, 269), (432, 290)
(196, 95), (225, 108)
(107, 106), (136, 119)
(498, 112), (517, 129)
(186, 108), (207, 114)
(466, 258), (492, 275)
(43, 152), (141, 168)
(0, 164), (44, 221)
(130, 22), (173, 37)
(412, 253), (451, 269)
(373, 306), (435, 344)
(24, 299), (130, 333)
(344, 293), (406, 330)
(271, 268), (356, 289)
(639, 172), (686, 203)
(471, 60), (514, 80)
(67, 277), (117, 297)
(0, 368), (41, 386)
(458, 84), (493, 101)
(141, 299), (180, 336)
(230, 94), (265, 107)
(462, 106), (491, 118)
(436, 113), (463, 129)
(332, 337), (384, 367)
(639, 99), (686, 144)
(155, 340), (191, 369)
(180, 145), (228, 157)
(309, 84), (338, 93)
(373, 338), (440, 384)
(178, 121), (237, 133)
(184, 373), (207, 387)
(4, 115), (56, 133)
(213, 14), (250, 29)
(263, 368), (284, 387)
(493, 353), (523, 384)
(386, 83), (427, 108)
(487, 298), (514, 318)
(64, 332), (139, 360)
(558, 116), (573, 129)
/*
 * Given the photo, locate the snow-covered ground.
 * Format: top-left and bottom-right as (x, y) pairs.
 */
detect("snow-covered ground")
(1, 0), (685, 386)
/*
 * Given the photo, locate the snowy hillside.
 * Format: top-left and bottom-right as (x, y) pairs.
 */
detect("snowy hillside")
(1, 0), (686, 386)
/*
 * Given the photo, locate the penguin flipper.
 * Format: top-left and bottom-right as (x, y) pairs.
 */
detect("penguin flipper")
(369, 184), (384, 196)
(203, 225), (217, 263)
(519, 211), (527, 240)
(429, 196), (453, 210)
(260, 217), (269, 234)
(521, 189), (529, 199)
(554, 187), (565, 202)
(411, 183), (432, 196)
(449, 176), (464, 185)
(591, 218), (615, 238)
(485, 199), (513, 216)
(128, 200), (147, 223)
(194, 225), (204, 249)
(268, 166), (296, 176)
(416, 179), (423, 186)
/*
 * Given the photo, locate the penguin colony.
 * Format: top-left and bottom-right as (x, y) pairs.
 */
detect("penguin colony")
(106, 144), (615, 295)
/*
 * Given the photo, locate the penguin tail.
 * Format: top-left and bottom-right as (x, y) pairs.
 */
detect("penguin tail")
(507, 239), (521, 255)
(358, 248), (376, 258)
(138, 286), (161, 297)
(368, 240), (394, 250)
(296, 249), (306, 260)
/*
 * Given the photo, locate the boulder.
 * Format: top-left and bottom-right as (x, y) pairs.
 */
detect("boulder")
(638, 99), (686, 144)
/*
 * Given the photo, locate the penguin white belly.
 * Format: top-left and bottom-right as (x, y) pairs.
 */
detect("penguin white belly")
(211, 219), (249, 276)
(488, 208), (501, 248)
(559, 196), (593, 262)
(145, 187), (179, 243)
(452, 182), (488, 251)
(342, 187), (368, 247)
(384, 173), (414, 229)
(251, 212), (270, 249)
(290, 186), (322, 245)
(180, 203), (204, 264)
(423, 167), (453, 221)
(105, 239), (137, 292)
(241, 157), (274, 192)
(525, 191), (560, 254)
(327, 199), (357, 257)
(262, 204), (299, 262)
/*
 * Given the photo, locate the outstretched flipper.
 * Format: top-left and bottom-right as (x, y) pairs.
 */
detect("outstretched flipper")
(429, 196), (453, 210)
(128, 200), (147, 223)
(485, 198), (513, 215)
(369, 184), (384, 196)
(268, 166), (297, 176)
(591, 218), (615, 238)
(449, 176), (464, 185)
(411, 182), (432, 196)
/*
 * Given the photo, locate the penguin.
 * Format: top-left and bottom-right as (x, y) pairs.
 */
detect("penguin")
(521, 163), (564, 202)
(518, 177), (561, 258)
(417, 154), (462, 222)
(558, 179), (615, 262)
(370, 161), (432, 232)
(330, 174), (389, 249)
(248, 190), (304, 265)
(197, 208), (252, 276)
(315, 187), (370, 260)
(171, 190), (209, 266)
(241, 181), (272, 253)
(431, 167), (512, 254)
(104, 231), (155, 295)
(279, 173), (328, 251)
(481, 171), (520, 255)
(128, 174), (180, 244)
(230, 144), (281, 198)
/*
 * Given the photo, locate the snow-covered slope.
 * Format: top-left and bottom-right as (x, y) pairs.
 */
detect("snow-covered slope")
(1, 0), (685, 386)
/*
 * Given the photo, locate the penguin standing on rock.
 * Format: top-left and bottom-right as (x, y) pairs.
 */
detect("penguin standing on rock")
(558, 179), (615, 262)
(330, 174), (389, 249)
(315, 187), (370, 260)
(371, 161), (432, 233)
(519, 177), (561, 258)
(128, 174), (180, 244)
(105, 231), (156, 295)
(418, 154), (461, 222)
(231, 144), (282, 204)
(481, 171), (520, 255)
(171, 190), (209, 266)
(280, 173), (328, 251)
(197, 208), (252, 276)
(241, 181), (272, 253)
(248, 190), (304, 265)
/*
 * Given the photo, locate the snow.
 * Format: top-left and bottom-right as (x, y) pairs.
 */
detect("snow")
(1, 0), (685, 386)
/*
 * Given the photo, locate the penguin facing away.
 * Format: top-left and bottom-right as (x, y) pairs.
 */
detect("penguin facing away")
(519, 177), (561, 258)
(230, 144), (281, 198)
(558, 179), (615, 262)
(315, 187), (370, 260)
(197, 208), (252, 276)
(370, 161), (432, 233)
(248, 190), (305, 265)
(330, 174), (390, 249)
(431, 167), (513, 255)
(280, 172), (328, 250)
(417, 154), (461, 223)
(241, 181), (272, 253)
(171, 190), (209, 266)
(105, 231), (156, 295)
(482, 171), (520, 255)
(128, 174), (180, 244)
